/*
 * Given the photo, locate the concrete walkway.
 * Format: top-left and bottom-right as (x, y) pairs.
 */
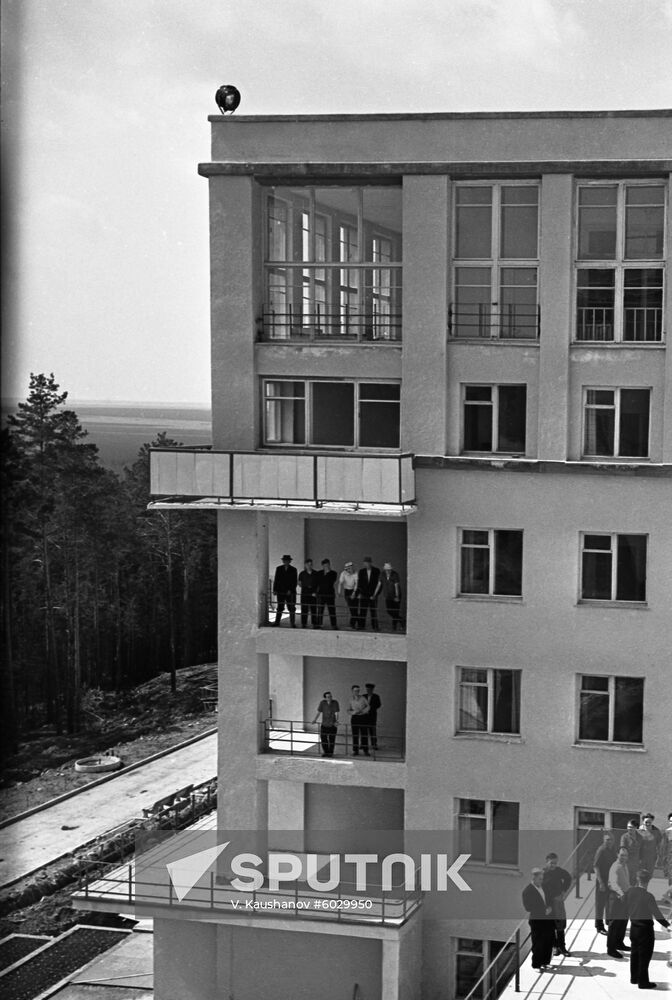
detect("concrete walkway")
(0, 733), (217, 888)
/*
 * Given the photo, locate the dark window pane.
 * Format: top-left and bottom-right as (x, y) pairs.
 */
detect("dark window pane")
(456, 954), (484, 1000)
(625, 186), (665, 259)
(624, 270), (663, 341)
(464, 401), (493, 451)
(613, 677), (644, 743)
(459, 816), (486, 863)
(618, 389), (649, 457)
(582, 551), (612, 599)
(576, 269), (615, 340)
(359, 383), (400, 401)
(465, 386), (492, 402)
(311, 383), (354, 446)
(459, 680), (488, 732)
(463, 530), (489, 545)
(359, 400), (400, 448)
(492, 670), (520, 734)
(493, 531), (522, 596)
(497, 386), (526, 452)
(582, 675), (609, 691)
(616, 535), (647, 602)
(578, 187), (617, 259)
(461, 546), (489, 594)
(580, 690), (609, 740)
(500, 186), (538, 258)
(454, 267), (492, 337)
(584, 407), (615, 456)
(491, 801), (519, 865)
(456, 187), (492, 258)
(584, 535), (612, 551)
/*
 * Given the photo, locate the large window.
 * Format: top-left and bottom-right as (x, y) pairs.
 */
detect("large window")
(580, 533), (647, 603)
(455, 938), (517, 1000)
(263, 379), (400, 449)
(263, 186), (402, 341)
(463, 384), (527, 454)
(451, 183), (539, 340)
(578, 675), (644, 744)
(575, 807), (641, 874)
(459, 529), (523, 597)
(583, 388), (650, 458)
(457, 799), (520, 866)
(575, 182), (665, 342)
(457, 668), (521, 735)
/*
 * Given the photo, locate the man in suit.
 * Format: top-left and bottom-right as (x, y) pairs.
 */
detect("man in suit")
(542, 852), (572, 957)
(623, 869), (670, 989)
(364, 683), (381, 751)
(380, 561), (403, 631)
(355, 556), (381, 630)
(593, 832), (617, 933)
(272, 554), (297, 627)
(522, 868), (555, 971)
(607, 845), (631, 957)
(315, 558), (338, 629)
(298, 558), (318, 628)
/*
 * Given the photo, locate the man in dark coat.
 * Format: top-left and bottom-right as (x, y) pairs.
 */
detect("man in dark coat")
(593, 832), (617, 933)
(298, 558), (318, 628)
(522, 868), (555, 970)
(623, 869), (670, 989)
(364, 683), (382, 751)
(272, 555), (297, 627)
(355, 556), (381, 630)
(315, 559), (338, 629)
(542, 852), (572, 957)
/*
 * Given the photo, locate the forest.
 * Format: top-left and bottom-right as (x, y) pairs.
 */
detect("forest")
(1, 374), (218, 750)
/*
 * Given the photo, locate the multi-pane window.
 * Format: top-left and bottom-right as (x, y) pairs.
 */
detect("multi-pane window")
(263, 379), (400, 449)
(457, 799), (520, 865)
(578, 675), (644, 744)
(575, 182), (665, 342)
(457, 668), (521, 735)
(583, 388), (650, 458)
(575, 808), (641, 874)
(463, 385), (527, 453)
(580, 533), (647, 603)
(451, 184), (539, 339)
(459, 529), (523, 597)
(455, 938), (517, 1000)
(263, 187), (402, 341)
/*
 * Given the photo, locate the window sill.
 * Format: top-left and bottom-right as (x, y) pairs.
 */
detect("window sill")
(448, 336), (539, 347)
(460, 452), (527, 460)
(453, 732), (524, 745)
(462, 861), (522, 876)
(573, 741), (646, 753)
(571, 340), (665, 348)
(581, 456), (651, 464)
(456, 595), (524, 605)
(576, 600), (649, 610)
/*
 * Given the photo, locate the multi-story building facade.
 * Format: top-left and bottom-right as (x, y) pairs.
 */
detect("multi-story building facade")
(145, 111), (671, 999)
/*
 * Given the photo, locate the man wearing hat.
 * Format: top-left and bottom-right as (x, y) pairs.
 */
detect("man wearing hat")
(272, 555), (297, 627)
(380, 561), (403, 631)
(338, 560), (359, 628)
(355, 557), (381, 631)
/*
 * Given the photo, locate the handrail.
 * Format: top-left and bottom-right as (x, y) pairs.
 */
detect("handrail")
(264, 590), (406, 634)
(263, 717), (405, 761)
(460, 827), (599, 1000)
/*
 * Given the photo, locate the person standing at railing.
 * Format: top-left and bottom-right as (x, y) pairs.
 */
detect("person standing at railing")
(355, 556), (381, 631)
(522, 868), (555, 971)
(298, 558), (318, 629)
(272, 554), (297, 627)
(542, 852), (572, 957)
(594, 832), (617, 934)
(312, 691), (340, 757)
(316, 559), (338, 629)
(364, 683), (381, 751)
(338, 561), (359, 628)
(380, 562), (403, 631)
(607, 845), (632, 958)
(348, 685), (371, 756)
(623, 869), (670, 990)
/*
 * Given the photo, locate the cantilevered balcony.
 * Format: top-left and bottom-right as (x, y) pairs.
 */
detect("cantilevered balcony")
(149, 449), (416, 516)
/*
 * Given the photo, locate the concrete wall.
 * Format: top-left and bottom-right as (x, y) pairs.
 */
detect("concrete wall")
(304, 657), (406, 737)
(154, 919), (217, 1000)
(305, 784), (404, 854)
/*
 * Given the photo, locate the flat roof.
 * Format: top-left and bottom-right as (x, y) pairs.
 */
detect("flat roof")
(208, 108), (672, 123)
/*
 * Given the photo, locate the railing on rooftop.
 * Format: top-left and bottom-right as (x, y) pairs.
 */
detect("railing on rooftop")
(150, 450), (416, 512)
(448, 305), (540, 341)
(262, 718), (405, 761)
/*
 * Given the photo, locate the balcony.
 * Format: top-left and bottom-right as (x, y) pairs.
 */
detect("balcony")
(576, 306), (663, 342)
(262, 719), (405, 761)
(448, 304), (540, 340)
(149, 449), (416, 516)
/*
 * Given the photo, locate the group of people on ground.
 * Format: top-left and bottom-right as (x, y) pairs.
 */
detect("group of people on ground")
(523, 815), (672, 991)
(272, 555), (404, 631)
(311, 683), (382, 757)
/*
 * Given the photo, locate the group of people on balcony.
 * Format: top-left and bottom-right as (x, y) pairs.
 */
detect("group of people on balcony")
(271, 554), (404, 632)
(311, 683), (382, 758)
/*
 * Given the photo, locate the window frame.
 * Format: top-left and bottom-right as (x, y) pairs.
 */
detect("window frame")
(454, 937), (516, 1000)
(261, 377), (401, 451)
(582, 386), (651, 459)
(579, 531), (648, 604)
(574, 180), (666, 344)
(456, 666), (522, 736)
(451, 181), (540, 341)
(576, 674), (645, 746)
(461, 383), (527, 455)
(458, 527), (524, 598)
(456, 798), (520, 867)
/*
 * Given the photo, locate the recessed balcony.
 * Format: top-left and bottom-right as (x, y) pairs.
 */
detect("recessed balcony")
(262, 719), (405, 762)
(149, 449), (416, 516)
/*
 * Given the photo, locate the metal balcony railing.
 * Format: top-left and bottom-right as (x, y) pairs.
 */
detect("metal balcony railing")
(576, 306), (663, 342)
(258, 304), (402, 342)
(575, 307), (614, 341)
(449, 305), (540, 340)
(262, 718), (405, 761)
(265, 591), (406, 634)
(623, 306), (663, 342)
(150, 450), (415, 512)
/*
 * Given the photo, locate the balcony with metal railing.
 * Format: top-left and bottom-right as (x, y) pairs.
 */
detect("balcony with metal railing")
(258, 304), (402, 343)
(576, 306), (663, 343)
(149, 449), (416, 516)
(448, 304), (540, 341)
(261, 719), (405, 762)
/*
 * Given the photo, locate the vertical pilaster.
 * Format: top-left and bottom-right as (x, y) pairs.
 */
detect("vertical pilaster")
(661, 172), (672, 462)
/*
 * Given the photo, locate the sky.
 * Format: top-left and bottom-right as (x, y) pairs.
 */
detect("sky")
(2, 0), (671, 405)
